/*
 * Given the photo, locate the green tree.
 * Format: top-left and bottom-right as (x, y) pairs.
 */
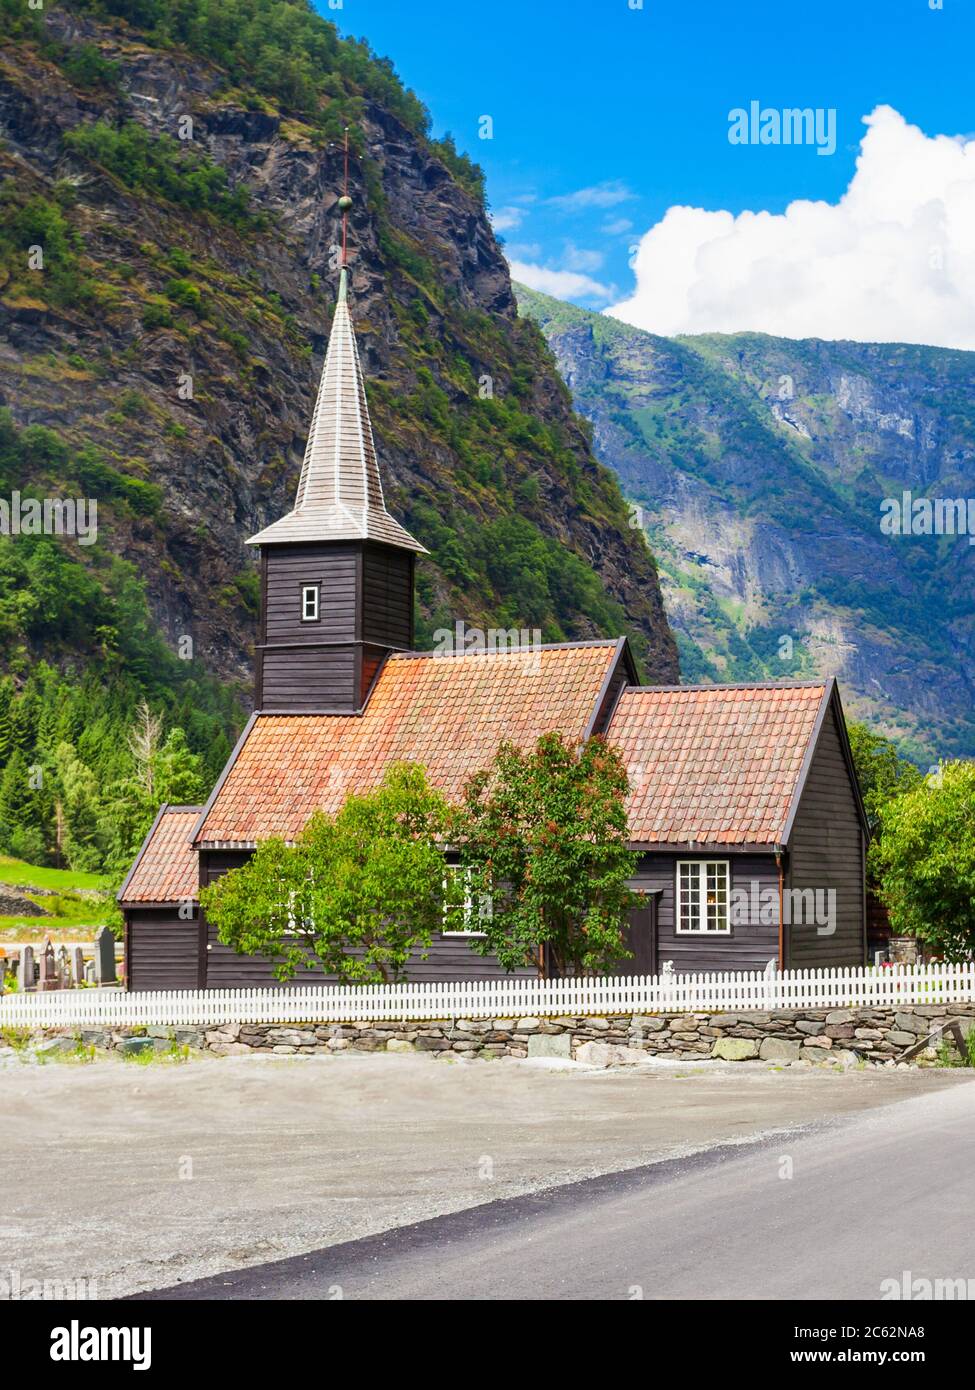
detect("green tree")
(201, 763), (461, 983)
(847, 720), (923, 831)
(874, 761), (975, 960)
(847, 720), (924, 887)
(453, 732), (637, 976)
(102, 709), (208, 873)
(55, 742), (106, 873)
(153, 727), (207, 806)
(0, 747), (46, 864)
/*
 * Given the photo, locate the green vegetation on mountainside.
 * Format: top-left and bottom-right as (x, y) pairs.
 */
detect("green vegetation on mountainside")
(0, 0), (677, 871)
(518, 284), (975, 761)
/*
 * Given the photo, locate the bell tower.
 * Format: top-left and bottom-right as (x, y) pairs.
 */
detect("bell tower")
(246, 140), (425, 712)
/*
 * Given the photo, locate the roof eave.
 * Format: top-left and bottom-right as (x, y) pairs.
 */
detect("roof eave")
(629, 840), (788, 854)
(116, 802), (169, 903)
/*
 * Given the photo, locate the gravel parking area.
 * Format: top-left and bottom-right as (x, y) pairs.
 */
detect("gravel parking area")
(0, 1051), (969, 1298)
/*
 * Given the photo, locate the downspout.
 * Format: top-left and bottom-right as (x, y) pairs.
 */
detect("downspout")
(775, 851), (785, 970)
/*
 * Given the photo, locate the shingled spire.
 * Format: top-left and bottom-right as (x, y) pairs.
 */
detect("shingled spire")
(248, 138), (423, 714)
(247, 145), (424, 553)
(247, 267), (424, 551)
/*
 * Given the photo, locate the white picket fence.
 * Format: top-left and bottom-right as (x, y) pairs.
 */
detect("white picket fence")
(1, 962), (973, 1028)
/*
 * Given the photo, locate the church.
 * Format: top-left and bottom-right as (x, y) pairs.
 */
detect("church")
(118, 245), (869, 992)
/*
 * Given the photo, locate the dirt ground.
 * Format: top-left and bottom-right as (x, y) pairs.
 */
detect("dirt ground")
(0, 1051), (970, 1298)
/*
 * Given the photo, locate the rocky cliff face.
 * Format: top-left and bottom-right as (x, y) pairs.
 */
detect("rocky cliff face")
(0, 4), (678, 700)
(519, 286), (975, 761)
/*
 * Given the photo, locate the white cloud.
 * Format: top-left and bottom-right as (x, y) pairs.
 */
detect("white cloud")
(548, 180), (635, 212)
(562, 242), (605, 273)
(490, 205), (525, 233)
(602, 216), (633, 236)
(608, 106), (975, 349)
(509, 260), (613, 301)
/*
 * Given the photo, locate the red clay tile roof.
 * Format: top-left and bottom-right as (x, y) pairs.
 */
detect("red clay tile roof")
(196, 642), (621, 845)
(607, 682), (828, 845)
(119, 806), (202, 903)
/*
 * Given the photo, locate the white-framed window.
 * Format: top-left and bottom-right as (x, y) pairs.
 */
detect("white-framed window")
(301, 584), (320, 622)
(442, 864), (492, 937)
(676, 860), (730, 934)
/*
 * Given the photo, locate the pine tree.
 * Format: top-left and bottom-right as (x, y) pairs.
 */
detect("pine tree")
(0, 747), (45, 863)
(0, 677), (14, 768)
(154, 726), (207, 806)
(56, 741), (106, 872)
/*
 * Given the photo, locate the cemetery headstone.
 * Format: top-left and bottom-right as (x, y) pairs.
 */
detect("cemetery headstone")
(94, 926), (117, 985)
(73, 947), (85, 988)
(18, 944), (34, 992)
(39, 938), (58, 992)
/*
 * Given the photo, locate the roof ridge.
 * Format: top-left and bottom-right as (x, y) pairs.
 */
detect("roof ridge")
(622, 680), (828, 694)
(389, 638), (620, 660)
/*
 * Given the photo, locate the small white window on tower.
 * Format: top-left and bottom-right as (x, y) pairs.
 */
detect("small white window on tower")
(301, 585), (320, 622)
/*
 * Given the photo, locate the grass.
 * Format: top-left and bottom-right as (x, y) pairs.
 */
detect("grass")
(0, 917), (109, 943)
(935, 1029), (975, 1069)
(0, 857), (112, 942)
(121, 1041), (193, 1065)
(0, 855), (110, 892)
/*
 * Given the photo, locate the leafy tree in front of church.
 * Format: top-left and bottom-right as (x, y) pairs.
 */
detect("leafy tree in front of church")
(200, 763), (464, 984)
(452, 732), (638, 977)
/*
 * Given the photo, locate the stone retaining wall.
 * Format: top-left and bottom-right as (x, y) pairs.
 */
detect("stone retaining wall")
(19, 1002), (975, 1067)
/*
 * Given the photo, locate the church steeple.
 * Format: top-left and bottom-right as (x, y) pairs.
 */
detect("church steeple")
(248, 146), (423, 713)
(246, 264), (424, 553)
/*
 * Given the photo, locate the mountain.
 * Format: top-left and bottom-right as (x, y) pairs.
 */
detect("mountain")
(0, 0), (679, 692)
(517, 285), (975, 762)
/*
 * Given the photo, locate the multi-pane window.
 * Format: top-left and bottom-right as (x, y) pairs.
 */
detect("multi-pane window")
(676, 860), (730, 934)
(301, 584), (320, 622)
(442, 865), (492, 936)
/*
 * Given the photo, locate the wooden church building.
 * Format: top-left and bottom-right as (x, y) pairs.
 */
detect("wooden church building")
(119, 255), (869, 991)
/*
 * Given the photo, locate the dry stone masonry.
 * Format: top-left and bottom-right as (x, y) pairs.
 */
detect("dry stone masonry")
(15, 1004), (975, 1067)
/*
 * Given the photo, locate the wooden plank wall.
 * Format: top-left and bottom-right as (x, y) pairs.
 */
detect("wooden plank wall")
(787, 702), (866, 967)
(127, 910), (202, 992)
(632, 853), (781, 973)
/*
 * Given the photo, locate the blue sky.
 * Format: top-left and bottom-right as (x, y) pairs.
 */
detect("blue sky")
(326, 0), (975, 346)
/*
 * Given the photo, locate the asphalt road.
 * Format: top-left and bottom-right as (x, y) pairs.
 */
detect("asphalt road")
(8, 1052), (962, 1297)
(140, 1078), (975, 1301)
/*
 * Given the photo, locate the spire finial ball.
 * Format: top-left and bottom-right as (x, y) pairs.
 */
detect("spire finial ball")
(338, 194), (353, 212)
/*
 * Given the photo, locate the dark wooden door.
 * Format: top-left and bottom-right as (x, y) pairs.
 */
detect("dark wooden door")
(609, 895), (657, 977)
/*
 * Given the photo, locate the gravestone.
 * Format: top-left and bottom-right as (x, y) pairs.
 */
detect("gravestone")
(889, 935), (920, 965)
(18, 944), (34, 992)
(84, 961), (95, 985)
(39, 938), (58, 992)
(73, 947), (85, 988)
(94, 926), (117, 985)
(56, 945), (70, 989)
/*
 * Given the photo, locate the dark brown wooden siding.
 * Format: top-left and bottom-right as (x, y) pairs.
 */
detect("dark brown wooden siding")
(361, 545), (413, 650)
(867, 891), (891, 960)
(786, 702), (866, 968)
(260, 645), (357, 710)
(258, 541), (412, 711)
(264, 543), (358, 645)
(127, 909), (202, 992)
(200, 849), (532, 987)
(631, 852), (781, 974)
